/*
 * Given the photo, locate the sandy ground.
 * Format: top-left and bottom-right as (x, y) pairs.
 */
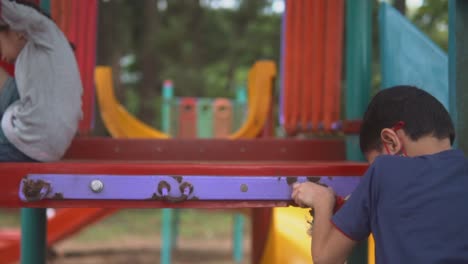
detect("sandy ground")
(47, 237), (251, 264)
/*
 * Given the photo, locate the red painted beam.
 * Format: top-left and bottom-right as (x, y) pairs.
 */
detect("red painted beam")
(0, 161), (367, 208)
(64, 137), (346, 161)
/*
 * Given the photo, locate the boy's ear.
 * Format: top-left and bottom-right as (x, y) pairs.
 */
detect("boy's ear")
(380, 128), (403, 155)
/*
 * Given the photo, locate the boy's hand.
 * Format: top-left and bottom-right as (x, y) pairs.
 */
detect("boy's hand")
(291, 182), (335, 210)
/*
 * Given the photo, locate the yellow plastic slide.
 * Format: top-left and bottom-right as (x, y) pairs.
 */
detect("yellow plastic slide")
(228, 61), (276, 139)
(95, 67), (170, 139)
(94, 60), (276, 139)
(260, 207), (313, 264)
(260, 208), (376, 264)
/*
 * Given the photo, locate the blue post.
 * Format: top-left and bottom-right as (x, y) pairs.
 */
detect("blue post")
(161, 209), (173, 264)
(162, 80), (173, 133)
(161, 80), (174, 264)
(232, 213), (245, 263)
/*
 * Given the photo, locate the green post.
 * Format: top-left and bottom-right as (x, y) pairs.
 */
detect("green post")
(21, 208), (47, 264)
(345, 0), (373, 263)
(197, 98), (213, 138)
(161, 80), (174, 264)
(234, 86), (247, 131)
(449, 0), (468, 152)
(233, 87), (246, 263)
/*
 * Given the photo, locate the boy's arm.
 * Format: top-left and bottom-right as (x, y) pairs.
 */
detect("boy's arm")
(293, 183), (356, 264)
(312, 194), (356, 264)
(293, 163), (377, 263)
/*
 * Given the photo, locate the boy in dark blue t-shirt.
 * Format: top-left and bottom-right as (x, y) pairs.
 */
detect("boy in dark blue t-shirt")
(292, 86), (468, 264)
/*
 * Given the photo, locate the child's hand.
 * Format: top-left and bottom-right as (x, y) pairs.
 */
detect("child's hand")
(291, 182), (335, 209)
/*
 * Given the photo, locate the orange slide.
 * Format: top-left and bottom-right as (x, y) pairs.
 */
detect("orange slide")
(0, 208), (116, 263)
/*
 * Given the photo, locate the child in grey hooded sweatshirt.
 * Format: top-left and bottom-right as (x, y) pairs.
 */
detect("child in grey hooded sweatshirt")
(0, 0), (82, 162)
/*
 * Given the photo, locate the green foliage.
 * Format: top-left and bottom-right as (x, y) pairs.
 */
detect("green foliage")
(98, 0), (281, 125)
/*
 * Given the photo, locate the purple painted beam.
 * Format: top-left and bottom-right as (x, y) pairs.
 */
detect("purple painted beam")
(20, 174), (361, 202)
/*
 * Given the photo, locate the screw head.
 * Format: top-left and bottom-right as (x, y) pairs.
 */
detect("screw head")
(240, 184), (248, 193)
(90, 180), (104, 193)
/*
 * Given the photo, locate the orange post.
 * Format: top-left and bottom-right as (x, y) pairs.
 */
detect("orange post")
(213, 98), (233, 138)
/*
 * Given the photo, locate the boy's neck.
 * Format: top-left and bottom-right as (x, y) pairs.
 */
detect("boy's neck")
(404, 136), (452, 157)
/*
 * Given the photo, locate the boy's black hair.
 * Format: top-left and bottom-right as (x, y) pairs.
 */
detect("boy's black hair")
(359, 85), (455, 154)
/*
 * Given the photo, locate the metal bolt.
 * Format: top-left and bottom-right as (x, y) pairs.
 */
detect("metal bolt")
(90, 180), (104, 193)
(240, 184), (248, 192)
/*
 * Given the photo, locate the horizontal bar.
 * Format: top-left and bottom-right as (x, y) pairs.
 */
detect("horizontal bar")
(20, 174), (361, 202)
(0, 161), (367, 208)
(64, 137), (345, 161)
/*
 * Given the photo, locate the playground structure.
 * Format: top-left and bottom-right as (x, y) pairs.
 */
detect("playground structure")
(0, 1), (467, 264)
(95, 60), (317, 264)
(148, 82), (247, 139)
(159, 83), (249, 261)
(95, 60), (275, 140)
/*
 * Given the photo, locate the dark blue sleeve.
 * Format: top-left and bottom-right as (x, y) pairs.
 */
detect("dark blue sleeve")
(331, 164), (376, 241)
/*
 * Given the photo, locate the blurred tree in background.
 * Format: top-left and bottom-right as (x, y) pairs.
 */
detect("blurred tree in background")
(95, 0), (448, 135)
(96, 0), (281, 131)
(411, 0), (448, 51)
